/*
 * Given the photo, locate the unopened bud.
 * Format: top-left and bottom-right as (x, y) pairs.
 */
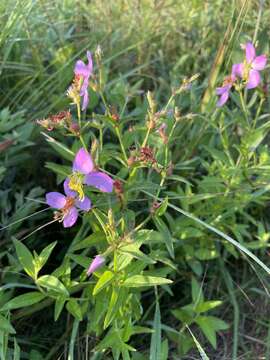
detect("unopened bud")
(174, 107), (181, 122)
(147, 91), (157, 114)
(87, 255), (105, 276)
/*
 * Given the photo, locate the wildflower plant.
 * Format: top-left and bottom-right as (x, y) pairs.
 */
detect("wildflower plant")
(216, 42), (267, 107)
(1, 37), (270, 359)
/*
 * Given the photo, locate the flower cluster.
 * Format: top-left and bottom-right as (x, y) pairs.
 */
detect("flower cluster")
(46, 147), (113, 228)
(216, 42), (267, 107)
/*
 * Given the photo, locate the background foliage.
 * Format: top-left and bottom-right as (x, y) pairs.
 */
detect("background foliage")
(1, 0), (270, 359)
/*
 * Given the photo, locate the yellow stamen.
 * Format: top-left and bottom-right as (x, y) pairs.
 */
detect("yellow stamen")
(69, 174), (85, 200)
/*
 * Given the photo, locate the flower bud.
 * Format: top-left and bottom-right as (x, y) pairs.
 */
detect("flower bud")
(147, 91), (157, 114)
(87, 255), (105, 276)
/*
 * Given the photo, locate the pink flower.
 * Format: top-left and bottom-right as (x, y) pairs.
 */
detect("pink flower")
(74, 51), (93, 110)
(66, 148), (114, 199)
(216, 64), (239, 107)
(46, 188), (91, 228)
(234, 42), (267, 89)
(87, 255), (105, 275)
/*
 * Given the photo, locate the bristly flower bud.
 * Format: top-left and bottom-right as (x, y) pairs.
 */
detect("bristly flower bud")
(37, 111), (72, 131)
(147, 91), (157, 114)
(114, 179), (124, 207)
(174, 107), (181, 122)
(110, 106), (120, 122)
(95, 45), (103, 64)
(114, 179), (124, 195)
(69, 123), (80, 136)
(175, 73), (200, 95)
(139, 147), (156, 165)
(127, 155), (135, 167)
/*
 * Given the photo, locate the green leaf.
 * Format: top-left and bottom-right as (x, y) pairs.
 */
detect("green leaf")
(45, 162), (70, 178)
(54, 297), (66, 321)
(71, 232), (106, 251)
(69, 254), (90, 269)
(150, 296), (161, 360)
(195, 301), (222, 314)
(0, 314), (16, 334)
(66, 299), (83, 321)
(153, 217), (174, 259)
(93, 271), (115, 296)
(155, 197), (168, 217)
(195, 316), (228, 349)
(171, 305), (194, 324)
(13, 239), (35, 279)
(119, 244), (156, 265)
(36, 275), (69, 297)
(104, 288), (119, 329)
(0, 292), (46, 311)
(123, 275), (172, 288)
(37, 241), (57, 270)
(192, 277), (204, 304)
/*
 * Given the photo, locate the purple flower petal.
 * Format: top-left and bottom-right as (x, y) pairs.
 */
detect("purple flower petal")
(63, 178), (77, 197)
(84, 171), (114, 193)
(46, 192), (66, 209)
(73, 148), (94, 175)
(75, 196), (92, 211)
(246, 69), (260, 89)
(252, 55), (267, 71)
(63, 207), (78, 228)
(216, 85), (229, 95)
(81, 90), (89, 111)
(232, 63), (243, 78)
(80, 78), (89, 96)
(217, 91), (229, 107)
(86, 51), (93, 74)
(246, 42), (256, 63)
(74, 60), (89, 77)
(87, 255), (105, 275)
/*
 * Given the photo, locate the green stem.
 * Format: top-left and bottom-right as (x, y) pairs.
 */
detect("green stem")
(99, 126), (103, 152)
(68, 319), (79, 360)
(141, 125), (152, 148)
(164, 93), (175, 112)
(155, 121), (177, 200)
(115, 125), (128, 165)
(77, 103), (81, 129)
(79, 135), (87, 149)
(76, 103), (87, 149)
(239, 90), (249, 127)
(253, 96), (264, 129)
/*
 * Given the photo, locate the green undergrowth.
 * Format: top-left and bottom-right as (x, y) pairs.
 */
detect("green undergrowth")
(1, 0), (270, 359)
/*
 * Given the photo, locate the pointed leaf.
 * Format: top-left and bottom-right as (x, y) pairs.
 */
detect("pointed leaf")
(123, 275), (172, 288)
(13, 239), (35, 279)
(36, 275), (69, 297)
(66, 299), (83, 321)
(93, 271), (115, 296)
(0, 292), (46, 311)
